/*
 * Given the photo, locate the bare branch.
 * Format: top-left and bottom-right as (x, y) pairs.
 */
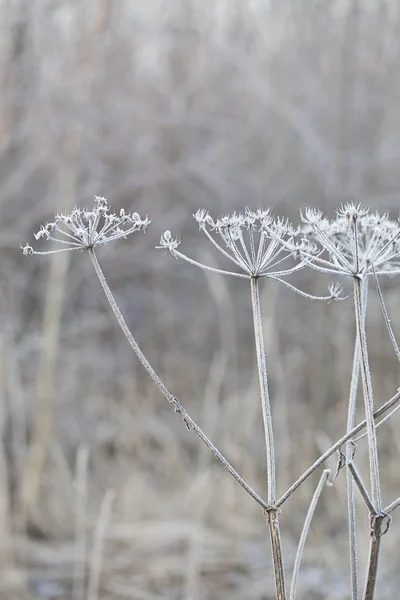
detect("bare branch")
(276, 388), (400, 508)
(348, 462), (375, 515)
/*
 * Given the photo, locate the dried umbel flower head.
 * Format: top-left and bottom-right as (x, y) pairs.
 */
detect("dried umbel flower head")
(300, 203), (400, 278)
(158, 208), (343, 301)
(158, 208), (303, 278)
(21, 196), (150, 256)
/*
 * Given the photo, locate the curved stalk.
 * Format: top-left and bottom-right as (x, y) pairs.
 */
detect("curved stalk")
(88, 248), (268, 511)
(290, 470), (331, 600)
(250, 276), (286, 600)
(371, 265), (400, 362)
(385, 497), (400, 515)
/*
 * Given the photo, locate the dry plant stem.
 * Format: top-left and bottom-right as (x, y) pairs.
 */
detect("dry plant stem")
(250, 276), (276, 503)
(353, 276), (381, 511)
(290, 470), (331, 600)
(346, 278), (367, 600)
(384, 497), (400, 515)
(364, 536), (382, 600)
(354, 276), (383, 600)
(250, 276), (286, 600)
(348, 463), (375, 515)
(276, 388), (400, 508)
(347, 340), (360, 600)
(364, 509), (390, 600)
(355, 402), (400, 442)
(87, 489), (115, 600)
(371, 265), (400, 362)
(267, 510), (286, 600)
(88, 248), (269, 511)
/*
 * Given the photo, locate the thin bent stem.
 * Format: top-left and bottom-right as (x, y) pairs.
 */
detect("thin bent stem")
(88, 249), (268, 511)
(267, 275), (339, 301)
(276, 388), (400, 508)
(354, 401), (400, 442)
(172, 248), (250, 279)
(384, 496), (400, 515)
(290, 470), (331, 600)
(201, 226), (247, 270)
(371, 265), (400, 362)
(250, 276), (286, 600)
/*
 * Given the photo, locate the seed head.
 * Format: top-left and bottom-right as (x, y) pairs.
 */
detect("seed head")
(157, 231), (181, 256)
(159, 208), (306, 280)
(22, 196), (150, 256)
(21, 244), (34, 256)
(300, 205), (400, 277)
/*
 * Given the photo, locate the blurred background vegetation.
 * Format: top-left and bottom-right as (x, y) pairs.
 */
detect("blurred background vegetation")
(1, 0), (400, 598)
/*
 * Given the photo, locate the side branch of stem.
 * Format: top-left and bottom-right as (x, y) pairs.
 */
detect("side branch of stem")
(88, 249), (268, 511)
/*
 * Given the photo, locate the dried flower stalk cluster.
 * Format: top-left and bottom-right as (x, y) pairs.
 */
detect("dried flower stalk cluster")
(24, 198), (400, 600)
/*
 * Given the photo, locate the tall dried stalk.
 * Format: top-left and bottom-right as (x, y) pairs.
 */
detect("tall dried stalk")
(353, 277), (381, 512)
(353, 277), (383, 600)
(346, 339), (360, 600)
(250, 276), (286, 600)
(346, 278), (367, 600)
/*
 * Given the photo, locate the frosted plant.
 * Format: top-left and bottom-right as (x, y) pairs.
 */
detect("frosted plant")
(23, 199), (400, 600)
(21, 197), (272, 526)
(158, 207), (347, 600)
(159, 208), (301, 277)
(159, 209), (343, 301)
(21, 196), (150, 256)
(298, 203), (400, 600)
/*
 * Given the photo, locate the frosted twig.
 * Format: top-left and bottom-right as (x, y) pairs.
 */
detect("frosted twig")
(276, 388), (400, 508)
(290, 470), (331, 600)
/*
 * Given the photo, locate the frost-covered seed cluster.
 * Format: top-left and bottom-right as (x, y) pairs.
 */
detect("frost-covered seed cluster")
(22, 196), (150, 256)
(160, 208), (303, 278)
(300, 203), (400, 277)
(22, 200), (400, 282)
